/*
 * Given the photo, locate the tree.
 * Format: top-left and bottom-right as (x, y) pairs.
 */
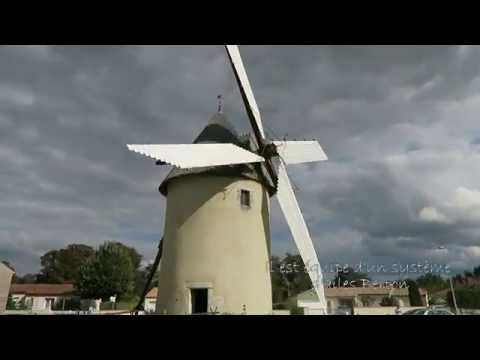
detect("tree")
(415, 273), (449, 293)
(473, 266), (480, 278)
(37, 244), (95, 283)
(75, 242), (135, 301)
(332, 267), (370, 288)
(280, 254), (312, 296)
(14, 273), (38, 284)
(270, 256), (289, 306)
(269, 253), (317, 309)
(447, 288), (480, 309)
(117, 242), (142, 271)
(405, 279), (423, 306)
(141, 263), (160, 290)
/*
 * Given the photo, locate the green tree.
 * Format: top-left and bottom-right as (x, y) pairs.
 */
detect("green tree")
(270, 256), (289, 307)
(141, 263), (160, 290)
(281, 254), (312, 296)
(269, 253), (317, 309)
(332, 267), (370, 287)
(415, 273), (449, 293)
(447, 288), (480, 309)
(108, 242), (143, 299)
(37, 244), (95, 283)
(75, 242), (135, 301)
(405, 279), (423, 306)
(14, 273), (38, 284)
(106, 242), (142, 270)
(473, 265), (480, 278)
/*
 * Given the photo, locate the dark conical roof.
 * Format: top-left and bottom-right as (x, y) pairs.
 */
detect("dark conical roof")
(158, 113), (276, 197)
(193, 113), (240, 145)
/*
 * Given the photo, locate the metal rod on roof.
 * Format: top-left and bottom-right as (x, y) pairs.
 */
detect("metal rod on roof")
(217, 95), (224, 114)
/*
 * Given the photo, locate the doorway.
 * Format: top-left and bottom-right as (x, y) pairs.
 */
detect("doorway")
(191, 288), (208, 314)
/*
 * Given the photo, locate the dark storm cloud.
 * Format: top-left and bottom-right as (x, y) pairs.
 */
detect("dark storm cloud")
(1, 45), (480, 277)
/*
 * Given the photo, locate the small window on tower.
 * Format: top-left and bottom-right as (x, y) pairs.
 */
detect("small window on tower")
(240, 190), (251, 209)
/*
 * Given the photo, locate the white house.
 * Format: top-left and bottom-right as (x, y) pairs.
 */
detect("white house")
(10, 283), (76, 312)
(0, 262), (15, 313)
(296, 287), (416, 315)
(144, 287), (158, 313)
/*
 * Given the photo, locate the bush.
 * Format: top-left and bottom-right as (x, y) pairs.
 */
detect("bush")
(273, 303), (287, 310)
(9, 297), (31, 310)
(290, 306), (304, 315)
(360, 295), (374, 307)
(6, 295), (16, 310)
(380, 296), (398, 307)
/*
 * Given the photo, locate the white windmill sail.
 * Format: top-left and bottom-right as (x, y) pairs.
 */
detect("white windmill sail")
(276, 162), (327, 313)
(226, 45), (266, 142)
(128, 45), (330, 315)
(225, 45), (329, 314)
(273, 141), (328, 165)
(127, 143), (264, 169)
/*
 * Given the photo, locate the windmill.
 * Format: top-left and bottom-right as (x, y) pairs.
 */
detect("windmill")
(128, 45), (328, 315)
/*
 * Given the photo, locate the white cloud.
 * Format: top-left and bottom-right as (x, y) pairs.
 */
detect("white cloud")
(464, 246), (480, 258)
(418, 207), (452, 224)
(450, 186), (480, 210)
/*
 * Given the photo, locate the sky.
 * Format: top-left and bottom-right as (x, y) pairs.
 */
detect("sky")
(1, 45), (480, 281)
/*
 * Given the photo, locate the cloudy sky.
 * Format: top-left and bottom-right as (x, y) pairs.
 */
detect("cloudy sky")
(1, 45), (480, 280)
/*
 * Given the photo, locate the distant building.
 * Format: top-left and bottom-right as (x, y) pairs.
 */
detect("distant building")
(295, 287), (418, 315)
(10, 283), (76, 312)
(0, 262), (15, 313)
(144, 288), (158, 313)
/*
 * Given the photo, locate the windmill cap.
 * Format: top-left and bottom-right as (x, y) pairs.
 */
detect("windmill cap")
(194, 113), (240, 145)
(158, 112), (275, 197)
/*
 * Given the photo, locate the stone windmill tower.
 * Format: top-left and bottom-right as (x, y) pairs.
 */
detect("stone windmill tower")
(127, 46), (328, 315)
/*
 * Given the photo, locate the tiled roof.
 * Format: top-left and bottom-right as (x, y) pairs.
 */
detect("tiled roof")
(145, 287), (158, 299)
(10, 283), (75, 296)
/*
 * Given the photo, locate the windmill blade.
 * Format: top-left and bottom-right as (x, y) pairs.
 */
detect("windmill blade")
(225, 45), (266, 143)
(127, 143), (264, 169)
(276, 161), (327, 314)
(273, 141), (328, 165)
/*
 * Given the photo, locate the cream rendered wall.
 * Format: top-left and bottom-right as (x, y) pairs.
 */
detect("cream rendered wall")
(0, 265), (14, 313)
(156, 174), (272, 315)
